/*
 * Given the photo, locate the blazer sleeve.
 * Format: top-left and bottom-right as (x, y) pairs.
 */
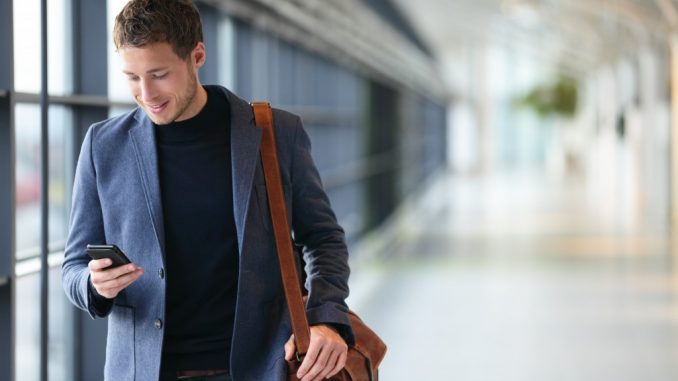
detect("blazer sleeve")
(61, 125), (113, 319)
(288, 116), (355, 345)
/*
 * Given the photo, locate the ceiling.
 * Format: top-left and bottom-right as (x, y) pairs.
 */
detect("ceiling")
(391, 0), (676, 76)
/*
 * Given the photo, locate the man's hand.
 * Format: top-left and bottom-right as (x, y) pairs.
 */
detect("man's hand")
(284, 324), (348, 381)
(89, 259), (144, 299)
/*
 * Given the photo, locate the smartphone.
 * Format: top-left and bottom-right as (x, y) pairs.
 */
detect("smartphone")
(86, 244), (132, 269)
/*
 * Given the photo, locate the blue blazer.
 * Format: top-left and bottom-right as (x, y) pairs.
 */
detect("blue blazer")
(62, 86), (353, 381)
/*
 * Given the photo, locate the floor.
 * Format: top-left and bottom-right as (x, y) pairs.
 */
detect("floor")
(347, 170), (678, 381)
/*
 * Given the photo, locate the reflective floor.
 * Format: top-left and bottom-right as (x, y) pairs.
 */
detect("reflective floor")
(348, 170), (678, 381)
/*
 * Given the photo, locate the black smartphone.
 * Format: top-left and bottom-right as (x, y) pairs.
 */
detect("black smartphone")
(86, 244), (132, 269)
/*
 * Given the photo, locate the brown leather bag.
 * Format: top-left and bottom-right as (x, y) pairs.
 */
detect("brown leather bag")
(252, 102), (387, 381)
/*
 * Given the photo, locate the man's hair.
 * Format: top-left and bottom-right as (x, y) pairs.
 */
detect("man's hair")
(113, 0), (203, 60)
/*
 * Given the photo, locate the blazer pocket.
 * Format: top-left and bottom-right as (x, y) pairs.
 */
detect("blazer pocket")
(105, 304), (135, 381)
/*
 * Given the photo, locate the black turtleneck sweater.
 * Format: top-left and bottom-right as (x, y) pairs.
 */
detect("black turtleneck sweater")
(155, 86), (238, 372)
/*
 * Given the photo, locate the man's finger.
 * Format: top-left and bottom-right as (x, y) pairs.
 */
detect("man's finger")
(97, 271), (142, 298)
(319, 349), (341, 380)
(329, 350), (347, 377)
(95, 268), (143, 298)
(296, 340), (320, 379)
(91, 263), (140, 285)
(97, 268), (143, 289)
(301, 346), (330, 381)
(284, 335), (296, 361)
(88, 258), (113, 271)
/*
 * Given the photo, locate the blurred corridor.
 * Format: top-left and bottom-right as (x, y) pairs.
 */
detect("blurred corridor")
(350, 169), (678, 380)
(5, 0), (678, 379)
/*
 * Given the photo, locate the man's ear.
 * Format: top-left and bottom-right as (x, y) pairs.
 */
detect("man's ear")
(192, 42), (206, 69)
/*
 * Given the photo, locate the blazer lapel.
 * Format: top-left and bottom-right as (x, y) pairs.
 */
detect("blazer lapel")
(129, 109), (166, 260)
(222, 88), (262, 254)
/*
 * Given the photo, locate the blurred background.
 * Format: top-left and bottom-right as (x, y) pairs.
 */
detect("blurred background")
(1, 0), (678, 380)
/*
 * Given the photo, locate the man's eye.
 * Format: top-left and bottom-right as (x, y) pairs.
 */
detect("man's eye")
(153, 73), (168, 79)
(127, 76), (139, 82)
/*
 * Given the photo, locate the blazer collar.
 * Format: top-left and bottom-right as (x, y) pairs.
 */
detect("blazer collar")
(216, 86), (262, 254)
(129, 110), (166, 259)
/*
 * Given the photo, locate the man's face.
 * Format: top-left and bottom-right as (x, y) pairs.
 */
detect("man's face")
(119, 42), (206, 125)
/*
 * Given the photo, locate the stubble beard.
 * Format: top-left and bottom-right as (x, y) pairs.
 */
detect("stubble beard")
(146, 74), (199, 125)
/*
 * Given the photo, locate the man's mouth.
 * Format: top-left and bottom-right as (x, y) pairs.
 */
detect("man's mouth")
(146, 101), (169, 114)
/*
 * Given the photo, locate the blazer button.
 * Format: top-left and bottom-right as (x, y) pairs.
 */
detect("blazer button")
(154, 319), (163, 329)
(158, 268), (165, 279)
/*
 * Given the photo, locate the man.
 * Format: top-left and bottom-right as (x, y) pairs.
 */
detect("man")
(61, 1), (353, 380)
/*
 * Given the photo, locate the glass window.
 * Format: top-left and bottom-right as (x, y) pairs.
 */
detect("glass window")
(107, 0), (131, 102)
(15, 272), (40, 381)
(49, 107), (74, 251)
(15, 104), (41, 259)
(15, 267), (74, 381)
(218, 17), (236, 91)
(109, 106), (136, 119)
(13, 0), (42, 93)
(49, 265), (75, 381)
(15, 105), (74, 259)
(48, 0), (74, 95)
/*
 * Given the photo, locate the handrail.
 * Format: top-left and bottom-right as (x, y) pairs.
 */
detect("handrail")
(14, 92), (135, 108)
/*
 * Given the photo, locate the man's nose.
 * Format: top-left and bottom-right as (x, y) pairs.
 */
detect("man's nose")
(139, 79), (158, 102)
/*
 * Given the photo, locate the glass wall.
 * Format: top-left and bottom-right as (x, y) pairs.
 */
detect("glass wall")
(234, 22), (368, 239)
(14, 105), (74, 258)
(11, 0), (80, 379)
(233, 20), (447, 239)
(48, 107), (74, 250)
(13, 0), (41, 93)
(15, 103), (41, 258)
(48, 0), (73, 95)
(107, 0), (130, 104)
(15, 273), (40, 381)
(48, 266), (74, 381)
(14, 268), (73, 381)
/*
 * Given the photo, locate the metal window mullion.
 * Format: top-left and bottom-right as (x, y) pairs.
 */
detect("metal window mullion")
(3, 0), (16, 378)
(39, 0), (49, 379)
(0, 71), (14, 381)
(14, 92), (135, 108)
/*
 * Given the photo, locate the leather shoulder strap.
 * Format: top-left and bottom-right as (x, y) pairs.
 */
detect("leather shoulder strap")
(251, 102), (311, 357)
